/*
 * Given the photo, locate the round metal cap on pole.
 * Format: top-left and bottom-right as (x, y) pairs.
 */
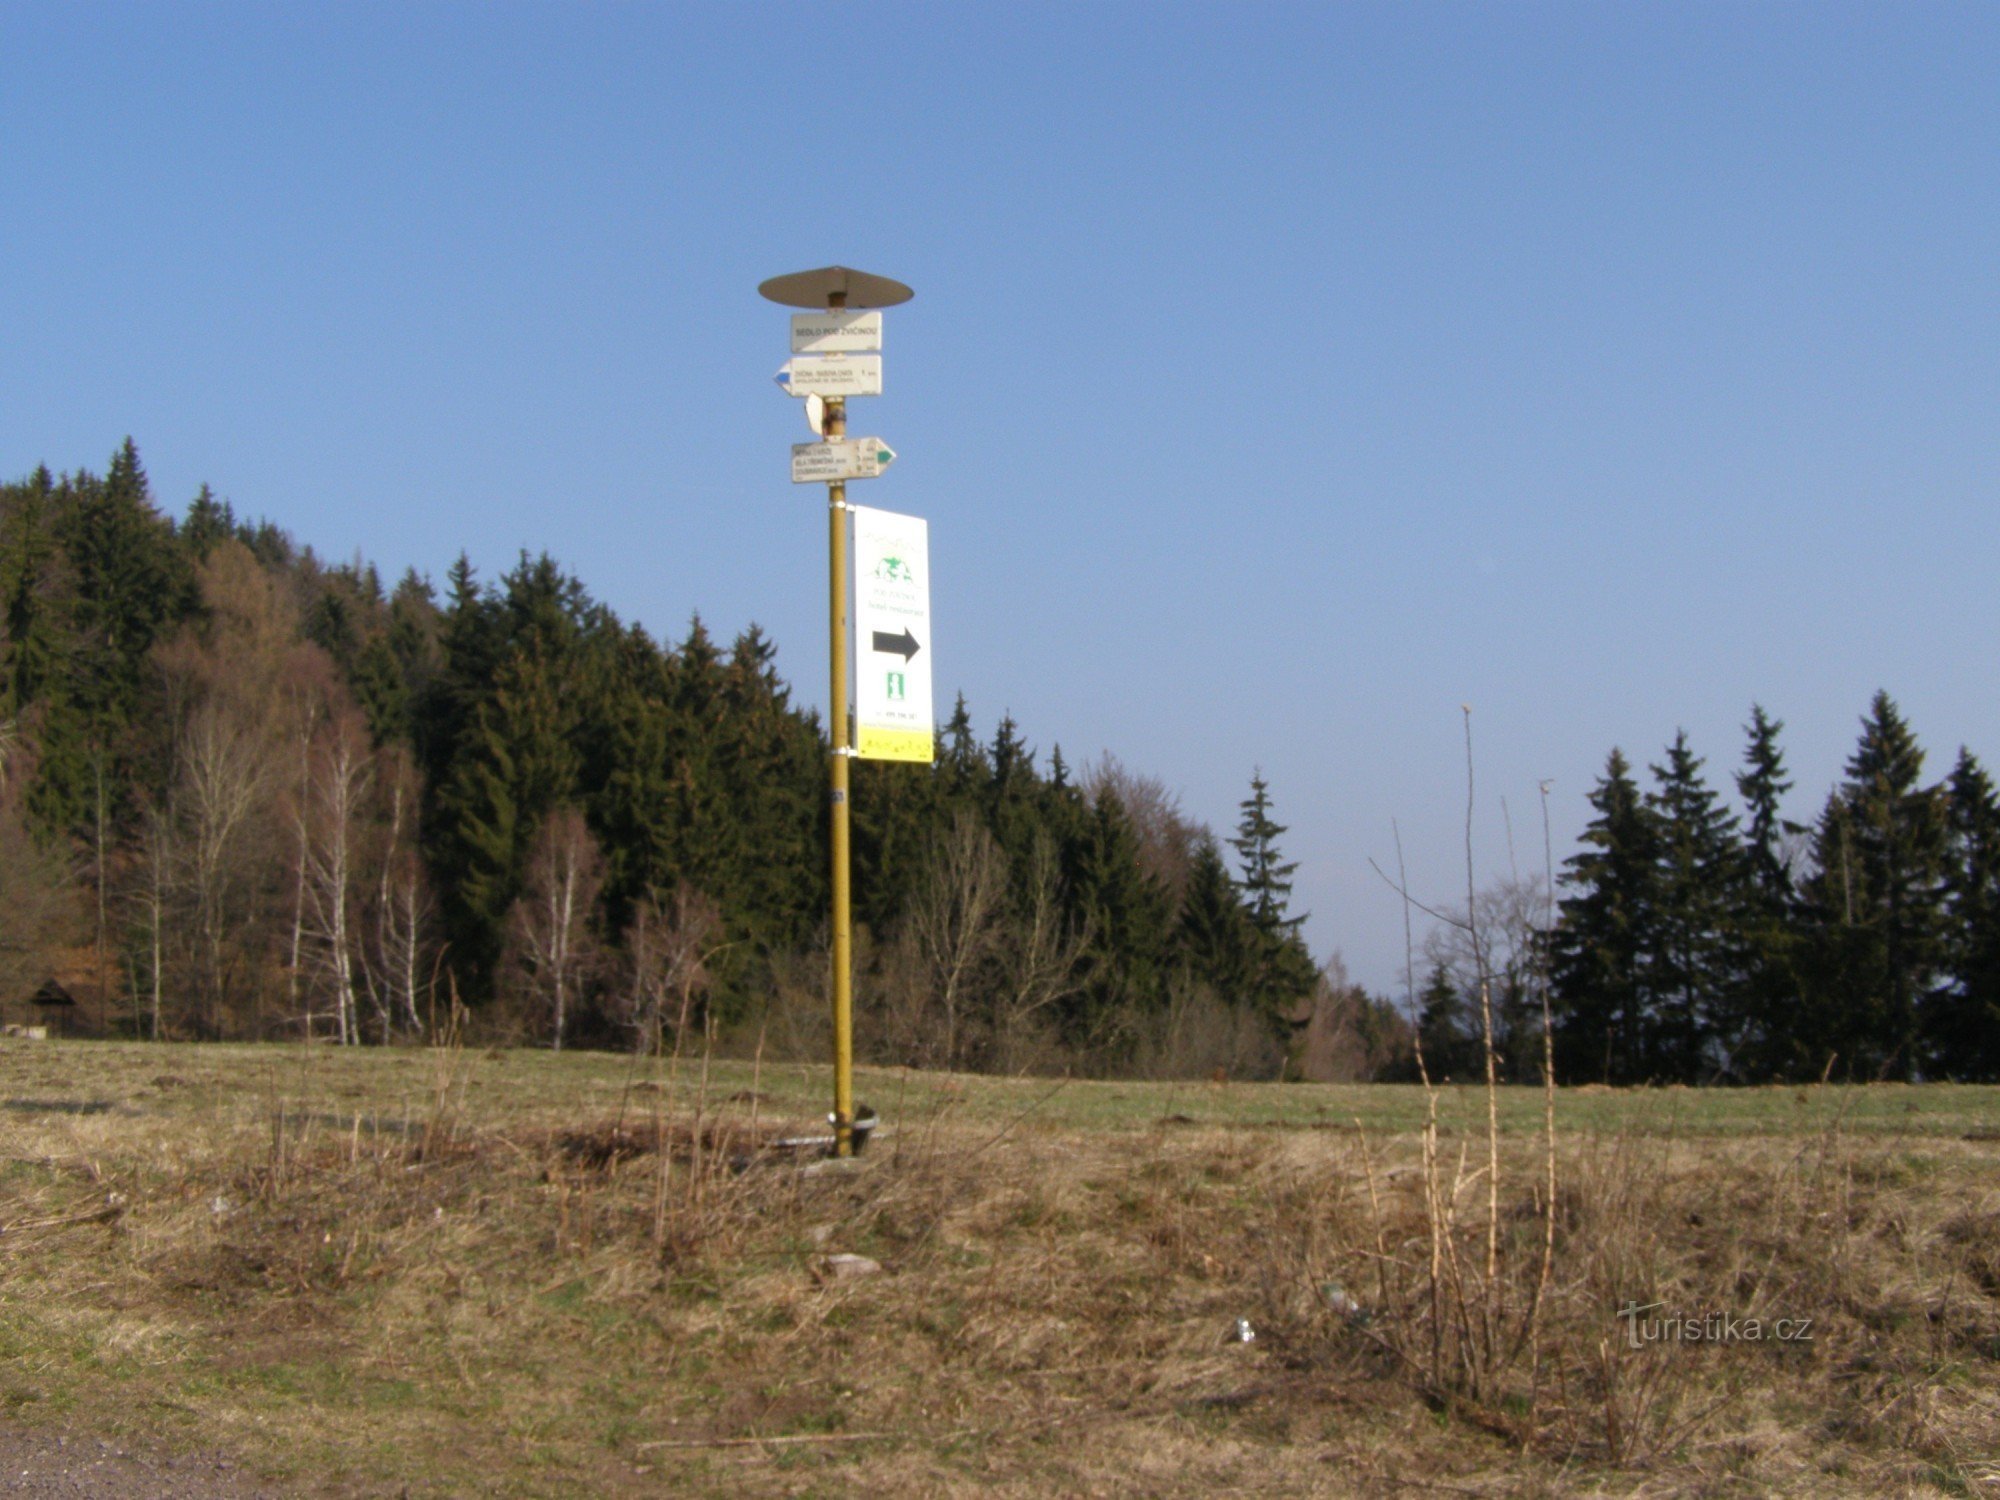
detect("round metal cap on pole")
(759, 265), (914, 310)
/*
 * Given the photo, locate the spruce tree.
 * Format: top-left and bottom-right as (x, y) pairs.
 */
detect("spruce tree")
(1798, 693), (1947, 1078)
(1737, 705), (1798, 901)
(1734, 705), (1803, 1076)
(1551, 749), (1661, 1083)
(1415, 961), (1474, 1081)
(1064, 785), (1172, 1041)
(1231, 770), (1303, 935)
(1934, 749), (2000, 1077)
(414, 555), (500, 800)
(349, 634), (408, 744)
(0, 468), (64, 715)
(988, 714), (1031, 797)
(181, 484), (238, 559)
(34, 444), (187, 839)
(1645, 732), (1748, 1081)
(938, 694), (986, 802)
(595, 627), (669, 925)
(432, 654), (573, 987)
(1227, 771), (1317, 1018)
(972, 713), (1036, 874)
(1172, 833), (1256, 1001)
(716, 624), (822, 955)
(850, 748), (938, 936)
(657, 616), (744, 915)
(1030, 745), (1092, 921)
(1047, 744), (1071, 792)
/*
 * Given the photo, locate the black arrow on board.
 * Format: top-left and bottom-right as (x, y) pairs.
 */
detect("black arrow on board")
(871, 628), (921, 662)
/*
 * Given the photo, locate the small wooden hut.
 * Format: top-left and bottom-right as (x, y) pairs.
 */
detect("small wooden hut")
(28, 978), (77, 1037)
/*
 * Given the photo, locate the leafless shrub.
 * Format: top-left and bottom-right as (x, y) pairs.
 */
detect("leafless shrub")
(990, 831), (1095, 1074)
(620, 882), (724, 1053)
(1119, 976), (1286, 1080)
(866, 818), (1093, 1076)
(863, 920), (934, 1068)
(1289, 956), (1413, 1082)
(904, 810), (1008, 1070)
(735, 944), (832, 1063)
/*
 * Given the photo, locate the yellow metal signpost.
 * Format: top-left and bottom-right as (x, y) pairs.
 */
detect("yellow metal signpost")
(759, 266), (919, 1157)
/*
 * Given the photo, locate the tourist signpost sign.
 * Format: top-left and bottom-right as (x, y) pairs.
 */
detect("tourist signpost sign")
(791, 310), (883, 354)
(758, 265), (923, 1160)
(790, 438), (897, 484)
(773, 354), (884, 398)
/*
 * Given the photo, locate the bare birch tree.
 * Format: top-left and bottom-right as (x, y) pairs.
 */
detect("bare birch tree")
(359, 748), (430, 1041)
(284, 696), (324, 1025)
(295, 710), (372, 1043)
(508, 808), (603, 1050)
(176, 697), (269, 1035)
(131, 795), (175, 1040)
(151, 541), (326, 1037)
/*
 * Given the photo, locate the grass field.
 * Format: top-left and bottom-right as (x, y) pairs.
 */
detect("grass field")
(3, 1039), (1999, 1496)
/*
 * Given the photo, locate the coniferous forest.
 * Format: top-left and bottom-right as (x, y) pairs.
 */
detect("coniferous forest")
(0, 444), (1327, 1076)
(1402, 699), (2000, 1085)
(2, 444), (1995, 1081)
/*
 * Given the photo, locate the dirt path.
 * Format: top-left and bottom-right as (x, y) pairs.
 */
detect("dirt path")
(0, 1424), (290, 1497)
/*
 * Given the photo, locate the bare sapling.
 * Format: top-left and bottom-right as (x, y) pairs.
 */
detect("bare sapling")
(1356, 710), (1564, 1425)
(644, 886), (728, 1255)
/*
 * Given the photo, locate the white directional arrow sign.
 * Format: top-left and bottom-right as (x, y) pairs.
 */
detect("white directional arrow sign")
(792, 439), (897, 484)
(773, 354), (883, 398)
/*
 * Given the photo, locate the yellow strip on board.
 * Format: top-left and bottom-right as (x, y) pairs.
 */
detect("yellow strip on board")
(856, 727), (935, 763)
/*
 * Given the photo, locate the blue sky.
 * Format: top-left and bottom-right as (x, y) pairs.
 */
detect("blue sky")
(4, 3), (1996, 994)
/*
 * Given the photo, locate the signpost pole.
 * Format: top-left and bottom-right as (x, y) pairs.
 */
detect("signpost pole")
(825, 379), (855, 1158)
(759, 265), (913, 1163)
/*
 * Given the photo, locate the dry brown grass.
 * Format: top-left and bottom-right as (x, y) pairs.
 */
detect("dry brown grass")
(1, 1042), (1998, 1496)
